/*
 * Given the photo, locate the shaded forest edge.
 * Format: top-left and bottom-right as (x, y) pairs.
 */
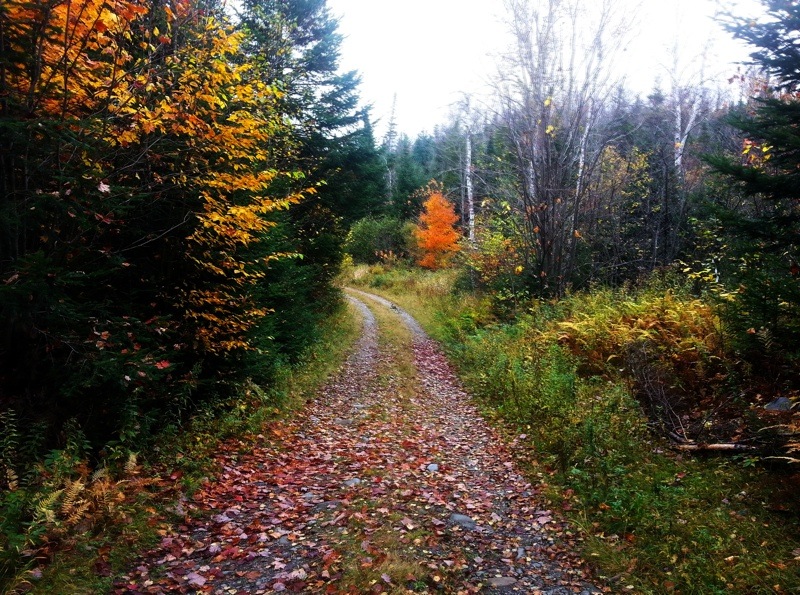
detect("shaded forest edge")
(0, 0), (386, 588)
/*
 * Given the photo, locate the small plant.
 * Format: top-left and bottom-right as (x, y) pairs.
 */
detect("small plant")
(0, 410), (21, 492)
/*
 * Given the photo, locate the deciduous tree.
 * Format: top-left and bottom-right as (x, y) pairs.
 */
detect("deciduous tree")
(495, 0), (631, 296)
(0, 0), (309, 445)
(414, 184), (461, 269)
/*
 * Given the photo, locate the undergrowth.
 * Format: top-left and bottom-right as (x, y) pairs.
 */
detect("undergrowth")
(0, 300), (361, 595)
(345, 264), (800, 594)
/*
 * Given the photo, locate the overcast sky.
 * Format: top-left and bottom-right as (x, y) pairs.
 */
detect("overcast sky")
(326, 0), (763, 139)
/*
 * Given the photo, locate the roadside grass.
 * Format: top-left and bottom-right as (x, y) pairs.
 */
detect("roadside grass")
(334, 514), (434, 595)
(345, 264), (492, 339)
(348, 289), (419, 400)
(343, 264), (800, 594)
(2, 300), (361, 595)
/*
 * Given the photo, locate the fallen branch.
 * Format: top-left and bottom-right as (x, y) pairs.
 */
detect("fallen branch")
(671, 442), (758, 452)
(668, 431), (689, 444)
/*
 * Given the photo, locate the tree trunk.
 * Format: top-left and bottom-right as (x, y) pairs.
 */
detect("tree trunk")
(465, 130), (475, 243)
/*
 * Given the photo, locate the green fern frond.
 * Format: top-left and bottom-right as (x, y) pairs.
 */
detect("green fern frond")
(91, 467), (109, 482)
(124, 452), (138, 475)
(0, 409), (21, 489)
(33, 488), (64, 526)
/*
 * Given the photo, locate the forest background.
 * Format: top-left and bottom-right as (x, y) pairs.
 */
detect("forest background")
(0, 0), (798, 592)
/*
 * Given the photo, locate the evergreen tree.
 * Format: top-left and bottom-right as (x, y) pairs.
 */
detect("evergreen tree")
(0, 0), (310, 446)
(707, 0), (800, 353)
(390, 134), (429, 219)
(237, 0), (384, 363)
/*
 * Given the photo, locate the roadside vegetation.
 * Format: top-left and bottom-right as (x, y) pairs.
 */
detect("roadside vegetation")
(3, 0), (800, 592)
(345, 264), (799, 594)
(0, 302), (360, 594)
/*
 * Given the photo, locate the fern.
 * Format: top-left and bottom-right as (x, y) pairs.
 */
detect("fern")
(91, 467), (108, 482)
(124, 452), (138, 475)
(65, 500), (92, 528)
(0, 409), (21, 490)
(6, 468), (19, 491)
(757, 327), (775, 351)
(32, 489), (64, 527)
(61, 479), (85, 516)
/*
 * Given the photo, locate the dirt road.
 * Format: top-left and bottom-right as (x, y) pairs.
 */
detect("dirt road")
(116, 291), (601, 594)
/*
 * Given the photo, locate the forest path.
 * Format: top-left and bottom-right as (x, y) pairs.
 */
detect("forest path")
(116, 291), (601, 594)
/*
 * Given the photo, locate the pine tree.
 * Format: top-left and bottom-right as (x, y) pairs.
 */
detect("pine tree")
(390, 135), (429, 219)
(236, 0), (384, 363)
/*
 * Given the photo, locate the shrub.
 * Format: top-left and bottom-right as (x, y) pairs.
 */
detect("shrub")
(345, 217), (412, 264)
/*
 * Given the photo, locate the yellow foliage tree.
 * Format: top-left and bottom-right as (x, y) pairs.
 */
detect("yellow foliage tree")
(1, 0), (310, 354)
(414, 185), (461, 270)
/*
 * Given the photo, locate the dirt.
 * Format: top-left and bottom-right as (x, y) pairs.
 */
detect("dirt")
(114, 291), (603, 594)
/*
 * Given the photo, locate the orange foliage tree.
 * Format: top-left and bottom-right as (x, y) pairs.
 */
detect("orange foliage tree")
(1, 0), (309, 355)
(414, 184), (462, 269)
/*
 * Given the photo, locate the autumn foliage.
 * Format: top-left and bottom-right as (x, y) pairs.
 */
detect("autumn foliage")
(0, 0), (310, 450)
(414, 186), (461, 269)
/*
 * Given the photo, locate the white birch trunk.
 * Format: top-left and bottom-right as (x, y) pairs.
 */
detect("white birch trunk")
(465, 130), (475, 243)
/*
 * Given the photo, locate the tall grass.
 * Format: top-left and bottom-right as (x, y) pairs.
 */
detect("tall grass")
(345, 265), (800, 594)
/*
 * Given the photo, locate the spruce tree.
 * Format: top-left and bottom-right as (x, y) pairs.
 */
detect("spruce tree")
(707, 0), (800, 353)
(236, 0), (385, 364)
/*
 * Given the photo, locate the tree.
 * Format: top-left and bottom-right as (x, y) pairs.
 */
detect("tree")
(235, 0), (382, 365)
(706, 0), (800, 354)
(388, 134), (429, 218)
(414, 184), (461, 269)
(495, 0), (632, 296)
(582, 145), (653, 284)
(0, 0), (309, 446)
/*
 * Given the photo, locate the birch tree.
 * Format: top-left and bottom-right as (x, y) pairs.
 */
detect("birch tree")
(660, 37), (715, 264)
(495, 0), (631, 296)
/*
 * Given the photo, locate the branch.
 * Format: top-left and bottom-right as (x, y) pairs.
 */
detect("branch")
(671, 442), (758, 452)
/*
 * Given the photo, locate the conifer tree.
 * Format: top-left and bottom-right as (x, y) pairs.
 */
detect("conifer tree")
(707, 0), (800, 352)
(414, 185), (461, 269)
(236, 0), (383, 365)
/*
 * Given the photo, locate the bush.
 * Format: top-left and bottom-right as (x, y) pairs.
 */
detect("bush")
(345, 217), (412, 264)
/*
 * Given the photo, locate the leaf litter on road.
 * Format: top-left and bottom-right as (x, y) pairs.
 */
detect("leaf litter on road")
(115, 293), (604, 594)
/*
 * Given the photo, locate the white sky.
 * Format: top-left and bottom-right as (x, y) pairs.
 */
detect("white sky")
(326, 0), (764, 139)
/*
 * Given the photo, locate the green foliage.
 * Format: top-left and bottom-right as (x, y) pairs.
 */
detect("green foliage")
(451, 316), (647, 477)
(386, 135), (433, 219)
(458, 214), (529, 318)
(0, 410), (20, 492)
(0, 0), (377, 587)
(705, 0), (800, 358)
(351, 265), (800, 594)
(0, 300), (361, 593)
(345, 217), (413, 264)
(0, 0), (379, 462)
